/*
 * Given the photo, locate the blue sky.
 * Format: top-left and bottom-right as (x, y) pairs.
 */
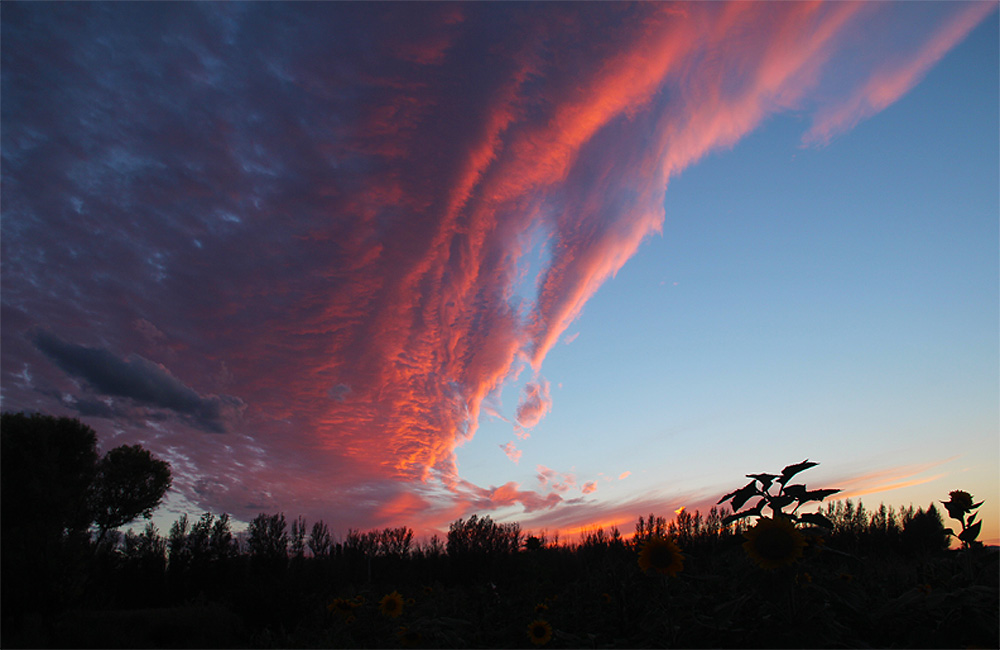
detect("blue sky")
(2, 2), (997, 543)
(462, 8), (999, 540)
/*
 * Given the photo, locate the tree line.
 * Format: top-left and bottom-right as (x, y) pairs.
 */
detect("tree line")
(1, 412), (962, 647)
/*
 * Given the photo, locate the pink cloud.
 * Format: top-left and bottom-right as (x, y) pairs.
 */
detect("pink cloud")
(619, 471), (632, 481)
(536, 464), (576, 493)
(804, 2), (996, 146)
(499, 441), (522, 464)
(582, 481), (598, 495)
(516, 379), (552, 429)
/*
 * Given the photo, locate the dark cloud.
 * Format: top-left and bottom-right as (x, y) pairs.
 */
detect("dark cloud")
(32, 330), (244, 433)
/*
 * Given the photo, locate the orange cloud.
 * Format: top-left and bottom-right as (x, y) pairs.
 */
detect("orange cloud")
(829, 458), (958, 501)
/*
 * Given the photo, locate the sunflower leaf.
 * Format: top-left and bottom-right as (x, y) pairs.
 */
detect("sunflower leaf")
(730, 482), (760, 511)
(777, 460), (818, 485)
(747, 473), (779, 491)
(766, 495), (795, 512)
(721, 505), (762, 526)
(959, 521), (982, 543)
(782, 484), (808, 500)
(803, 488), (841, 503)
(799, 512), (834, 529)
(717, 489), (739, 505)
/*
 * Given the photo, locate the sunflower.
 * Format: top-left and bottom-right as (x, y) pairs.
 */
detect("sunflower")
(742, 516), (807, 570)
(527, 619), (553, 646)
(637, 536), (684, 577)
(327, 597), (358, 617)
(534, 603), (549, 614)
(948, 490), (974, 510)
(379, 590), (405, 618)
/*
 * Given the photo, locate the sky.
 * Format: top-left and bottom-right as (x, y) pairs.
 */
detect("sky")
(2, 1), (997, 545)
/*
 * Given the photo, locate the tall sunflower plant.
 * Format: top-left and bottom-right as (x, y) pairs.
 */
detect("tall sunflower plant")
(942, 490), (984, 549)
(719, 460), (840, 570)
(717, 459), (839, 529)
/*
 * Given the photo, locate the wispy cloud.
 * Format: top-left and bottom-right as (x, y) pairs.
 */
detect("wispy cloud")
(515, 379), (552, 437)
(499, 441), (522, 464)
(804, 1), (996, 145)
(830, 458), (959, 502)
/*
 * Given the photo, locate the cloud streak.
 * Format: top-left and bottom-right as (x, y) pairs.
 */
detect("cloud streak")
(1, 1), (989, 534)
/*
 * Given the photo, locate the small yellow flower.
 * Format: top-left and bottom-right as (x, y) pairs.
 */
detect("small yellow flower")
(379, 590), (405, 618)
(601, 592), (612, 604)
(795, 571), (813, 585)
(534, 603), (549, 614)
(742, 516), (807, 570)
(527, 619), (553, 646)
(637, 536), (684, 577)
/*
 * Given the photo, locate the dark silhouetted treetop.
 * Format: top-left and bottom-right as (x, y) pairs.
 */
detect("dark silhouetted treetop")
(248, 512), (289, 561)
(91, 443), (172, 541)
(1, 412), (99, 537)
(1, 412), (172, 546)
(308, 520), (332, 558)
(446, 514), (521, 556)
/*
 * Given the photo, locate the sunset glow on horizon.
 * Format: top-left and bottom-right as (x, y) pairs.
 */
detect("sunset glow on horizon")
(2, 2), (997, 545)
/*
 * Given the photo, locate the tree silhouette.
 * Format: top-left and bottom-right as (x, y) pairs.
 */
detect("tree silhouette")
(1, 412), (100, 538)
(308, 519), (332, 558)
(92, 444), (172, 543)
(1, 412), (172, 634)
(446, 514), (521, 557)
(248, 512), (289, 564)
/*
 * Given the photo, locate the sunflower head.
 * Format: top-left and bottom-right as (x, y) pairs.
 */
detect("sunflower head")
(948, 490), (974, 510)
(327, 597), (358, 617)
(637, 536), (684, 577)
(527, 619), (553, 646)
(379, 590), (405, 618)
(742, 516), (807, 570)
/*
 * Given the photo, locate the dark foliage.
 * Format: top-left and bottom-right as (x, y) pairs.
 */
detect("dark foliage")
(1, 412), (171, 634)
(1, 501), (996, 648)
(92, 444), (172, 542)
(1, 424), (994, 648)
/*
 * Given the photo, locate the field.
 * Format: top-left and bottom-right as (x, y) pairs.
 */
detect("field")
(3, 501), (997, 649)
